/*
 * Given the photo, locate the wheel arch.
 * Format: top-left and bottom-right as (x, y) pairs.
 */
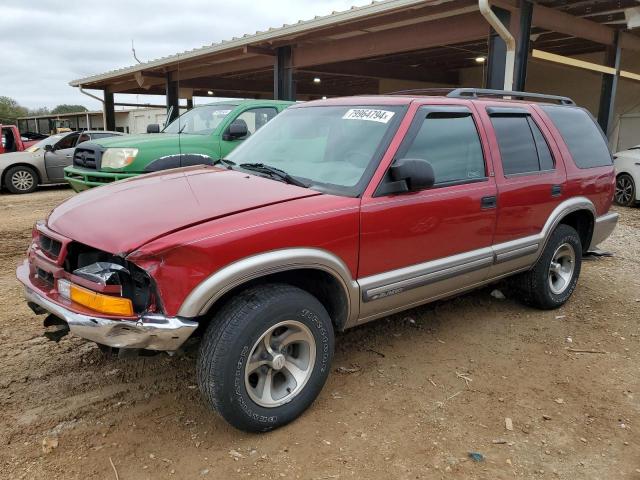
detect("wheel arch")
(1, 162), (42, 188)
(558, 209), (594, 253)
(545, 197), (596, 254)
(178, 248), (359, 331)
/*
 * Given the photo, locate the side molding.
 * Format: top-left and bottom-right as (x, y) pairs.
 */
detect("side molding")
(355, 196), (597, 325)
(177, 248), (359, 323)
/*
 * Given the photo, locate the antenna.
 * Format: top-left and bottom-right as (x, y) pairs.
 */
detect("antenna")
(131, 39), (143, 64)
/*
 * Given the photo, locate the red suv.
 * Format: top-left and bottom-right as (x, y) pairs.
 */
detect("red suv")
(17, 89), (618, 432)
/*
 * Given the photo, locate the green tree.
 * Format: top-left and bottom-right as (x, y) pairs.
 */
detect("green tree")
(0, 96), (28, 123)
(51, 104), (88, 114)
(28, 107), (51, 116)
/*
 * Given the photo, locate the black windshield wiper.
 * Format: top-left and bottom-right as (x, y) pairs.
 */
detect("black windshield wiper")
(239, 163), (308, 188)
(212, 158), (236, 169)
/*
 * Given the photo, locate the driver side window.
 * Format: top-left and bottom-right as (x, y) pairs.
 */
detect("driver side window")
(55, 133), (79, 150)
(234, 108), (278, 137)
(398, 108), (486, 186)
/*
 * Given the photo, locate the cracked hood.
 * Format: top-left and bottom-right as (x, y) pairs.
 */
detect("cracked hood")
(47, 166), (321, 254)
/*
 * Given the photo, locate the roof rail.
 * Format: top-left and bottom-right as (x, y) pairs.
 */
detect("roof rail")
(387, 87), (575, 106)
(447, 88), (575, 105)
(388, 88), (458, 97)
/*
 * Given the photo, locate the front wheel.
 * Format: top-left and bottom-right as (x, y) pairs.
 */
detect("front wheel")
(615, 173), (636, 207)
(197, 284), (334, 432)
(516, 224), (582, 310)
(4, 165), (38, 194)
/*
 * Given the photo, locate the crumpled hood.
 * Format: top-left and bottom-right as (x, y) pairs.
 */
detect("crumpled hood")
(47, 166), (321, 254)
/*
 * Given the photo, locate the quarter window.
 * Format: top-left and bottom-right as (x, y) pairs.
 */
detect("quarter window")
(399, 109), (486, 185)
(490, 113), (555, 175)
(541, 106), (612, 168)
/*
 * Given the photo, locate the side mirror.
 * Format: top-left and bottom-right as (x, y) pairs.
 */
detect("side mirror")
(44, 144), (55, 153)
(224, 120), (248, 141)
(147, 124), (160, 134)
(387, 158), (435, 193)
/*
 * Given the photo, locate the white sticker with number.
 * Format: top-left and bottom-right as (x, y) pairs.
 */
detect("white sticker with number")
(342, 109), (395, 123)
(214, 109), (232, 116)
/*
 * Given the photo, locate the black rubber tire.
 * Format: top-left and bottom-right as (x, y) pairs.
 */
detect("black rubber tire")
(4, 165), (38, 194)
(614, 173), (636, 207)
(516, 224), (582, 310)
(197, 284), (335, 432)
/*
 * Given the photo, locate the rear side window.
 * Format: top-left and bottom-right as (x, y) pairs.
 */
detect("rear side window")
(541, 106), (612, 168)
(399, 108), (486, 185)
(490, 112), (555, 175)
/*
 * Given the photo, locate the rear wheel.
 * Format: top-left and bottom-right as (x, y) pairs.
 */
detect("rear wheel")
(615, 173), (636, 207)
(4, 165), (38, 194)
(197, 284), (334, 432)
(516, 224), (582, 309)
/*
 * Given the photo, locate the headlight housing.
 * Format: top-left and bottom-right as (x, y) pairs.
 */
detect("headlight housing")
(101, 148), (138, 169)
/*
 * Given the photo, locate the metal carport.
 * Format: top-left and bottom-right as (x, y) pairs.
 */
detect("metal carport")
(69, 0), (640, 138)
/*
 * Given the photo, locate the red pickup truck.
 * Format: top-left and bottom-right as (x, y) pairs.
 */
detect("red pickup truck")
(17, 89), (618, 432)
(1, 124), (47, 154)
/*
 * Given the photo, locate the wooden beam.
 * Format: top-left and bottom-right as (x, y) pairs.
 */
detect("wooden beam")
(292, 12), (489, 68)
(301, 60), (458, 84)
(171, 56), (273, 82)
(181, 76), (377, 97)
(134, 71), (165, 89)
(243, 45), (276, 56)
(532, 4), (614, 46)
(532, 49), (615, 74)
(620, 32), (640, 52)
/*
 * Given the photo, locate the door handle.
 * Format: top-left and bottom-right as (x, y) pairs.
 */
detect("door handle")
(551, 184), (562, 197)
(481, 195), (497, 209)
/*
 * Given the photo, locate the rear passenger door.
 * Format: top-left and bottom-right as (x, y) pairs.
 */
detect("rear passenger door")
(358, 104), (498, 320)
(476, 104), (567, 248)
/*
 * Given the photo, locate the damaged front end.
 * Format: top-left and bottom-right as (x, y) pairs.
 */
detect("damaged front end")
(17, 222), (197, 351)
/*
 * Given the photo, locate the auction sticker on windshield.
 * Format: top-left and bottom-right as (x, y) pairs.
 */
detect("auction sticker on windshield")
(342, 109), (395, 123)
(214, 110), (232, 116)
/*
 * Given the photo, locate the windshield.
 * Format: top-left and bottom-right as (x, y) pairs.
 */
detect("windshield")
(163, 104), (235, 135)
(226, 105), (404, 196)
(25, 133), (68, 153)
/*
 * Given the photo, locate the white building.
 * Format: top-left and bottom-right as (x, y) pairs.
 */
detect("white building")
(18, 107), (178, 135)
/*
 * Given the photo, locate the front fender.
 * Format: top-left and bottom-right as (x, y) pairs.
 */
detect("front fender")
(176, 248), (360, 322)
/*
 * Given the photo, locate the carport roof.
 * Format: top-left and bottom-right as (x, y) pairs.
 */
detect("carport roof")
(69, 0), (640, 95)
(69, 0), (436, 87)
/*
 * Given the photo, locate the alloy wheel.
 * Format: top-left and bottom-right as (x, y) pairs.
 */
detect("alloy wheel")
(615, 175), (634, 205)
(548, 243), (576, 295)
(11, 170), (35, 192)
(245, 320), (316, 408)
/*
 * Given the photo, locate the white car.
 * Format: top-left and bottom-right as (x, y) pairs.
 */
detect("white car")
(614, 145), (640, 207)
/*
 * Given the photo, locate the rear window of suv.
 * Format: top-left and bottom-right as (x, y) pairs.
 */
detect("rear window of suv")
(541, 106), (612, 168)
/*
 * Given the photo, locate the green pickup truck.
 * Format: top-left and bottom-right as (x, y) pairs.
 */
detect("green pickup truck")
(64, 99), (292, 191)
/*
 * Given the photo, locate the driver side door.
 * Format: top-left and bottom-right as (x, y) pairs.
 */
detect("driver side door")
(357, 104), (498, 321)
(44, 132), (82, 181)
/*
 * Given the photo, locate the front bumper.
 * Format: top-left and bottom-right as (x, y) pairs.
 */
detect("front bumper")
(19, 262), (198, 351)
(64, 166), (138, 191)
(589, 212), (619, 249)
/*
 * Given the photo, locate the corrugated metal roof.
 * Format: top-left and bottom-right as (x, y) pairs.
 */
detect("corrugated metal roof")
(69, 0), (451, 87)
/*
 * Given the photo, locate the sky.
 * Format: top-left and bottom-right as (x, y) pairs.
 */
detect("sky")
(1, 0), (372, 111)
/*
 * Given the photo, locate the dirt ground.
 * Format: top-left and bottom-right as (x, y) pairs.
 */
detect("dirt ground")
(0, 186), (638, 480)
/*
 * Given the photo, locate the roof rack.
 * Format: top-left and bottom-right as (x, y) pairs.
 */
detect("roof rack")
(388, 87), (575, 106)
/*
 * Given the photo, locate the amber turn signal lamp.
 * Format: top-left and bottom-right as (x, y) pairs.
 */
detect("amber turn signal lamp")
(57, 279), (134, 316)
